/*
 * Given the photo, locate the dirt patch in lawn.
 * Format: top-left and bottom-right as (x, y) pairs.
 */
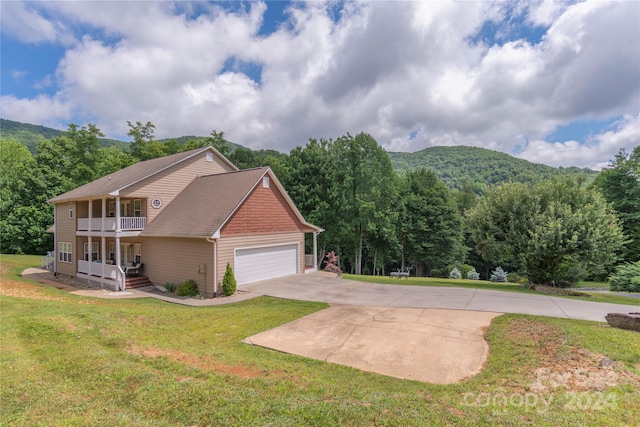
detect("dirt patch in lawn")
(507, 318), (640, 393)
(0, 276), (68, 302)
(127, 345), (276, 379)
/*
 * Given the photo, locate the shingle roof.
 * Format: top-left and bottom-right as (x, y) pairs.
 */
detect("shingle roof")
(141, 167), (321, 237)
(141, 168), (268, 237)
(48, 147), (235, 203)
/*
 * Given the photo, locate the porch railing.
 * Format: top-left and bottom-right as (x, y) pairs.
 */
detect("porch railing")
(78, 217), (146, 231)
(78, 260), (118, 280)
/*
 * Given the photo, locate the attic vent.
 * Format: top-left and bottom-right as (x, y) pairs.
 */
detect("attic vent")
(262, 176), (270, 188)
(205, 152), (213, 162)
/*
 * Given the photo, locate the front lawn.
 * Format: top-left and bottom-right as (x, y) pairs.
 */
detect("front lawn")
(2, 255), (639, 426)
(344, 274), (640, 306)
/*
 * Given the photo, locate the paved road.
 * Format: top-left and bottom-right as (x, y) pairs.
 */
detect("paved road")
(242, 273), (640, 322)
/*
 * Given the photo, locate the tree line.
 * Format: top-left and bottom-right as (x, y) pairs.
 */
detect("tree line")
(1, 121), (637, 285)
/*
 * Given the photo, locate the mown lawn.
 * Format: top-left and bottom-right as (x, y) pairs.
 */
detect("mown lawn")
(1, 255), (639, 426)
(344, 274), (640, 306)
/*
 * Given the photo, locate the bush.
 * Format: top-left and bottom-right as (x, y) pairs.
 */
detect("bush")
(609, 261), (640, 292)
(457, 264), (475, 279)
(323, 251), (342, 276)
(467, 269), (480, 280)
(176, 280), (199, 297)
(164, 283), (177, 292)
(429, 266), (449, 278)
(490, 266), (508, 282)
(222, 263), (237, 296)
(506, 272), (521, 283)
(449, 267), (461, 279)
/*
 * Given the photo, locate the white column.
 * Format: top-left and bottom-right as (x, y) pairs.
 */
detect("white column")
(115, 196), (121, 232)
(313, 232), (318, 268)
(88, 200), (92, 231)
(101, 236), (106, 279)
(101, 198), (106, 231)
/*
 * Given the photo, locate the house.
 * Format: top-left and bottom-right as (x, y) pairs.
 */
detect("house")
(48, 146), (322, 297)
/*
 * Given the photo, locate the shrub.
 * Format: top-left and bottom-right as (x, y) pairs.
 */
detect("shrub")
(222, 263), (237, 296)
(458, 264), (475, 279)
(467, 269), (480, 280)
(449, 267), (461, 279)
(429, 266), (449, 278)
(609, 261), (640, 292)
(506, 272), (521, 283)
(176, 280), (199, 297)
(164, 282), (177, 292)
(490, 266), (508, 282)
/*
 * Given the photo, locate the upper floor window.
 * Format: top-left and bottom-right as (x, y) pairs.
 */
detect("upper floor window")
(263, 176), (270, 188)
(108, 201), (115, 217)
(69, 202), (74, 219)
(134, 199), (142, 217)
(206, 152), (213, 162)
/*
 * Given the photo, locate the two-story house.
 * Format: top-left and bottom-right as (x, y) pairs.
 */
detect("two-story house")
(48, 146), (322, 297)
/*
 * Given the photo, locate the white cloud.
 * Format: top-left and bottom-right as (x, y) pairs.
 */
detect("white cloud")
(0, 0), (638, 169)
(518, 114), (640, 170)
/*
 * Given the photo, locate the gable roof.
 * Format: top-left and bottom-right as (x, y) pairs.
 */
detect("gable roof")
(48, 146), (237, 203)
(141, 167), (321, 238)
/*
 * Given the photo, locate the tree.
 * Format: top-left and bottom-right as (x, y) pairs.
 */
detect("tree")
(128, 121), (165, 161)
(331, 133), (398, 275)
(222, 263), (237, 296)
(205, 130), (230, 157)
(593, 146), (640, 262)
(398, 169), (466, 276)
(467, 176), (624, 286)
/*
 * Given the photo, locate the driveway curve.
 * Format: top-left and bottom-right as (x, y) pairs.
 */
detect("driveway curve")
(242, 272), (639, 322)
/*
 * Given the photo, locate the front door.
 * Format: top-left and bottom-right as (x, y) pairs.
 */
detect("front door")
(121, 201), (132, 217)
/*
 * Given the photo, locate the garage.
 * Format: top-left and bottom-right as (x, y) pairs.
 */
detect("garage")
(234, 244), (298, 285)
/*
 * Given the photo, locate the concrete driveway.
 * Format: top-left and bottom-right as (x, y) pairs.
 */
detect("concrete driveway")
(241, 273), (639, 382)
(242, 272), (639, 322)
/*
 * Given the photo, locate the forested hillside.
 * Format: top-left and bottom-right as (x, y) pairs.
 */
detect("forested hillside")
(1, 119), (128, 153)
(389, 146), (596, 189)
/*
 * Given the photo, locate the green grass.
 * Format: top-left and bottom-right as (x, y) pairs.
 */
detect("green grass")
(344, 274), (640, 306)
(2, 255), (640, 426)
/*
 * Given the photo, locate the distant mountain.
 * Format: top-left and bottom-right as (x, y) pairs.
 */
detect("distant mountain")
(388, 146), (597, 189)
(0, 118), (127, 153)
(2, 118), (596, 189)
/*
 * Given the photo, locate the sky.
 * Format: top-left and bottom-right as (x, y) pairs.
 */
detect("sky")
(1, 0), (638, 170)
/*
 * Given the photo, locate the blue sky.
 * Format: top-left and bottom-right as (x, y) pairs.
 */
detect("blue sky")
(1, 0), (638, 170)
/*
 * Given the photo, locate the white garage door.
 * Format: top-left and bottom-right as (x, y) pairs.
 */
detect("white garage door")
(235, 244), (298, 285)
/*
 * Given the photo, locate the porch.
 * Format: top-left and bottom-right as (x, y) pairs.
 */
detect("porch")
(78, 217), (146, 232)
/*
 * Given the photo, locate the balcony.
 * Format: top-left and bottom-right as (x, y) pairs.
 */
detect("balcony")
(78, 217), (146, 232)
(78, 260), (118, 279)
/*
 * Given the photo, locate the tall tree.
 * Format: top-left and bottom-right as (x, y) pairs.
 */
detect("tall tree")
(593, 146), (640, 262)
(467, 176), (624, 285)
(398, 169), (466, 276)
(332, 133), (398, 274)
(128, 121), (165, 161)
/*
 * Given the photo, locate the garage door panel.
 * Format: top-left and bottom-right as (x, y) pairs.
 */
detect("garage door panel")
(235, 244), (298, 285)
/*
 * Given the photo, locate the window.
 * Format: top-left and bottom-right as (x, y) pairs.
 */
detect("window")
(59, 242), (72, 263)
(134, 243), (142, 264)
(84, 242), (99, 261)
(151, 198), (162, 209)
(108, 201), (115, 217)
(69, 202), (74, 219)
(108, 242), (115, 261)
(206, 152), (213, 162)
(263, 176), (270, 188)
(134, 199), (141, 217)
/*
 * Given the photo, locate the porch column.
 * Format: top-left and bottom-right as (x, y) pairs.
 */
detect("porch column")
(101, 236), (106, 280)
(101, 198), (106, 231)
(115, 196), (121, 232)
(88, 199), (92, 231)
(313, 231), (318, 268)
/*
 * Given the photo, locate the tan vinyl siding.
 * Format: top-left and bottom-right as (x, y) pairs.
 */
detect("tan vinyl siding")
(216, 232), (304, 286)
(137, 237), (215, 297)
(55, 202), (77, 277)
(122, 152), (235, 224)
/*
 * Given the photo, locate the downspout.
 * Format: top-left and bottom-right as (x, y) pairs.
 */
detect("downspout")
(206, 237), (217, 298)
(53, 204), (57, 276)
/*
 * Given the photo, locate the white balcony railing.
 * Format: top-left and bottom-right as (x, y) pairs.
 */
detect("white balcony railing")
(78, 217), (145, 231)
(78, 260), (117, 279)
